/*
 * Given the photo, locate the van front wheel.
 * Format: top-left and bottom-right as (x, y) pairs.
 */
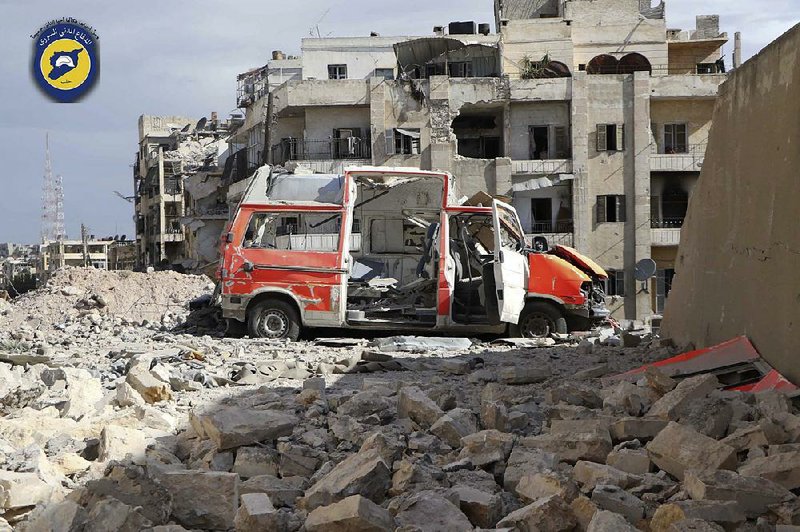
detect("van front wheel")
(510, 301), (568, 339)
(247, 299), (301, 341)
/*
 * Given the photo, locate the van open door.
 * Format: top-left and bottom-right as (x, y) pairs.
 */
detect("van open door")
(491, 199), (529, 324)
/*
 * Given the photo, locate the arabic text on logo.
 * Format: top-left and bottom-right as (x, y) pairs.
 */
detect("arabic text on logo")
(31, 19), (99, 103)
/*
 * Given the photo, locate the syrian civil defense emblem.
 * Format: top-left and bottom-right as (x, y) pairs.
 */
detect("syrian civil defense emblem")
(31, 19), (99, 102)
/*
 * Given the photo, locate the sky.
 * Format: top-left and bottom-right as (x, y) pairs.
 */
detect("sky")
(0, 1), (797, 244)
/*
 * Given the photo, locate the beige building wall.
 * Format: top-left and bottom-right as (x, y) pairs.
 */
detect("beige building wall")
(662, 23), (800, 382)
(650, 100), (715, 149)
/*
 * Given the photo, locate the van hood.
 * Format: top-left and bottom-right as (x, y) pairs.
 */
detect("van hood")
(550, 245), (608, 280)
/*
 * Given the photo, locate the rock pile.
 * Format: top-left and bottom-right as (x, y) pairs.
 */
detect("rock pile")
(1, 268), (798, 531)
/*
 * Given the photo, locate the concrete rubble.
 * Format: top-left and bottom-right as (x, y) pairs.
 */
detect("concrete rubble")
(0, 267), (799, 530)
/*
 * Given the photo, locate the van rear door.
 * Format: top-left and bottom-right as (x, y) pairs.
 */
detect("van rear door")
(491, 199), (529, 324)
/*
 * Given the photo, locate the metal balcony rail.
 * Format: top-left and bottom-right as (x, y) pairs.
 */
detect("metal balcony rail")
(271, 138), (372, 164)
(651, 143), (707, 155)
(529, 220), (574, 233)
(651, 217), (685, 229)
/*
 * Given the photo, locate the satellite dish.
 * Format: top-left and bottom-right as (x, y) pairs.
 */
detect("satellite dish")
(634, 258), (657, 282)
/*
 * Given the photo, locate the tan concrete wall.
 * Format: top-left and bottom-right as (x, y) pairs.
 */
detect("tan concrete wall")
(662, 23), (800, 383)
(303, 107), (370, 140)
(650, 100), (715, 149)
(508, 102), (570, 160)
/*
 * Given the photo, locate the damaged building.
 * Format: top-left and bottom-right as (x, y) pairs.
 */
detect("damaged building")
(231, 0), (739, 321)
(133, 114), (237, 271)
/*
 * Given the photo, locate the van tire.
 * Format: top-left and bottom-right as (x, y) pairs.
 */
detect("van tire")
(247, 299), (301, 341)
(510, 301), (568, 339)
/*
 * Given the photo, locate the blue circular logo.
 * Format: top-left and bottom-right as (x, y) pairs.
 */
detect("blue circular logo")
(32, 19), (99, 103)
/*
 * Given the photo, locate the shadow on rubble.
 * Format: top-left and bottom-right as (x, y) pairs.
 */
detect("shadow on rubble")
(18, 329), (682, 531)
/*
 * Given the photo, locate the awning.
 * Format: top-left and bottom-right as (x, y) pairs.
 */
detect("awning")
(512, 174), (574, 192)
(394, 37), (498, 69)
(395, 128), (421, 139)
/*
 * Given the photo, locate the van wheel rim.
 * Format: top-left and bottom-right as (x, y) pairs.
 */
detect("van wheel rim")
(521, 313), (552, 338)
(257, 310), (288, 338)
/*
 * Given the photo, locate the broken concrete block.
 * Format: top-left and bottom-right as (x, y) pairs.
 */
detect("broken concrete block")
(606, 448), (651, 475)
(674, 395), (733, 439)
(397, 386), (443, 428)
(756, 390), (792, 420)
(644, 366), (677, 395)
(523, 420), (612, 463)
(337, 390), (394, 420)
(496, 495), (576, 531)
(650, 500), (745, 531)
(647, 374), (719, 420)
(115, 381), (146, 408)
(394, 490), (473, 532)
(739, 450), (800, 489)
(667, 519), (726, 532)
(684, 469), (793, 517)
(240, 475), (304, 508)
(277, 441), (325, 478)
(0, 471), (53, 509)
(126, 359), (172, 404)
(571, 495), (599, 530)
(85, 496), (152, 532)
(646, 422), (736, 480)
(84, 464), (173, 525)
(609, 417), (668, 442)
(603, 381), (655, 416)
(458, 429), (514, 467)
(480, 401), (508, 432)
(573, 460), (639, 493)
(721, 425), (769, 452)
(20, 499), (87, 532)
(233, 493), (282, 531)
(499, 365), (551, 385)
(449, 485), (502, 528)
(233, 446), (278, 479)
(516, 471), (579, 503)
(430, 408), (478, 448)
(545, 382), (603, 408)
(301, 448), (390, 510)
(591, 484), (644, 524)
(305, 494), (395, 531)
(193, 407), (296, 450)
(587, 509), (638, 532)
(98, 424), (148, 462)
(503, 446), (559, 491)
(158, 470), (238, 530)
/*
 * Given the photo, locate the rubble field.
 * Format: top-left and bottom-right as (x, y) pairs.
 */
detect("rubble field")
(0, 268), (798, 531)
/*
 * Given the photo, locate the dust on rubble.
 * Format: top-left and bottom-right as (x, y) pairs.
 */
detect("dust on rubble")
(0, 271), (796, 531)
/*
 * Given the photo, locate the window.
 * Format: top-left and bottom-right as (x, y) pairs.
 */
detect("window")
(529, 125), (570, 159)
(663, 124), (688, 154)
(374, 68), (394, 80)
(596, 195), (627, 223)
(655, 268), (675, 313)
(242, 212), (342, 252)
(530, 198), (553, 232)
(605, 269), (626, 296)
(597, 124), (625, 152)
(448, 62), (473, 78)
(386, 128), (421, 155)
(327, 64), (347, 80)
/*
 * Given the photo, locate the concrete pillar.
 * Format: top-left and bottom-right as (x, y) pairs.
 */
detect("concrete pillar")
(625, 71), (653, 320)
(570, 73), (591, 253)
(368, 78), (386, 165)
(495, 157), (513, 196)
(734, 32), (742, 69)
(428, 76), (453, 175)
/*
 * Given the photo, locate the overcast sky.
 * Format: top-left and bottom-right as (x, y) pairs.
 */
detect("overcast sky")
(0, 1), (797, 244)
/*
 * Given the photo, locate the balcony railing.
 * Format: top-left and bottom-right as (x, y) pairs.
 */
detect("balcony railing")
(526, 232), (574, 248)
(651, 217), (685, 229)
(529, 220), (574, 233)
(650, 144), (706, 172)
(512, 159), (573, 175)
(272, 138), (372, 165)
(651, 227), (681, 246)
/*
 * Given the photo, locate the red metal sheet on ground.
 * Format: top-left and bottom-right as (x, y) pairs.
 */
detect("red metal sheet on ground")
(619, 336), (760, 379)
(732, 370), (799, 393)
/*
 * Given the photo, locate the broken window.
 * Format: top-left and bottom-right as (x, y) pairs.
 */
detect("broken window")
(596, 195), (627, 223)
(374, 68), (394, 80)
(242, 212), (343, 252)
(385, 129), (421, 155)
(663, 124), (688, 154)
(528, 125), (570, 160)
(327, 64), (348, 80)
(530, 198), (553, 232)
(448, 62), (473, 78)
(605, 269), (626, 297)
(597, 124), (625, 152)
(655, 268), (675, 313)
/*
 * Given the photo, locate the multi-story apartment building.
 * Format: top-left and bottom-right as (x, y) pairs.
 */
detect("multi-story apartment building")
(133, 115), (232, 269)
(231, 0), (738, 320)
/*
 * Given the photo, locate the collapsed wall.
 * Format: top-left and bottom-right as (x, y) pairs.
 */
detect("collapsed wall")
(662, 23), (800, 383)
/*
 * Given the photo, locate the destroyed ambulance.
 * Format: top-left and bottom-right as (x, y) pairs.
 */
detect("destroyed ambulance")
(218, 166), (609, 341)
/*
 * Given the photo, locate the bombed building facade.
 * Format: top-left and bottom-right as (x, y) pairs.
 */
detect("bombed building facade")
(228, 0), (737, 321)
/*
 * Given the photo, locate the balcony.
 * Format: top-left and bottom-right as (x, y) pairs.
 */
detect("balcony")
(650, 74), (726, 99)
(650, 144), (706, 172)
(512, 159), (573, 176)
(273, 80), (369, 112)
(651, 218), (683, 246)
(272, 138), (372, 165)
(526, 221), (574, 248)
